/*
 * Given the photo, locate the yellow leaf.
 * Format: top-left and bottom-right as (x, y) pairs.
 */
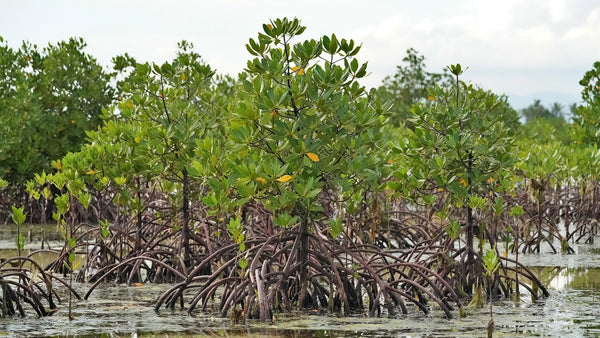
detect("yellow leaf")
(256, 177), (266, 184)
(306, 153), (319, 162)
(487, 177), (494, 184)
(276, 175), (293, 183)
(387, 159), (392, 165)
(291, 66), (304, 75)
(181, 73), (186, 81)
(86, 170), (96, 175)
(438, 187), (444, 192)
(134, 136), (141, 143)
(71, 120), (75, 124)
(427, 96), (435, 101)
(267, 24), (273, 31)
(270, 110), (278, 116)
(133, 282), (143, 287)
(56, 162), (62, 170)
(460, 178), (467, 187)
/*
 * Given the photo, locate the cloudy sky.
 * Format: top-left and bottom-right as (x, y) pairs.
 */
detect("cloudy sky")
(2, 0), (599, 111)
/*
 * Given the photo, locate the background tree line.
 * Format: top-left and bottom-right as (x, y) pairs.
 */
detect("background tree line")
(0, 35), (588, 223)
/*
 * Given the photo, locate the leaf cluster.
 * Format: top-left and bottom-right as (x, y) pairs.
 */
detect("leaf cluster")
(231, 17), (389, 229)
(0, 37), (115, 185)
(393, 72), (519, 209)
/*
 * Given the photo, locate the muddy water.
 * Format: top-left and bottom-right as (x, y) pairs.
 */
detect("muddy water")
(1, 224), (599, 337)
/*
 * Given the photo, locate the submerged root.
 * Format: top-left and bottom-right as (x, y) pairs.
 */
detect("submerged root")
(0, 257), (80, 318)
(153, 224), (464, 321)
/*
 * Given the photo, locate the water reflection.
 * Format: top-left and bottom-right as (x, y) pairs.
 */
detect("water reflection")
(542, 267), (600, 290)
(0, 223), (62, 250)
(0, 248), (59, 268)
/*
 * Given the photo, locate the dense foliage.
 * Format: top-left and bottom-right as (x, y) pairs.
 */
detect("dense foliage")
(0, 37), (115, 185)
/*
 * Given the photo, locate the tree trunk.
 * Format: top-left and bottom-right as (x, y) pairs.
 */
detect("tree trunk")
(465, 151), (476, 294)
(296, 217), (310, 306)
(180, 168), (191, 261)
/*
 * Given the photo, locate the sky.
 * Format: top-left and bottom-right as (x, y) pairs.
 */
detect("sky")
(2, 0), (600, 111)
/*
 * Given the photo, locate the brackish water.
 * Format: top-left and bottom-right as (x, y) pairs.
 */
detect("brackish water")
(1, 224), (599, 337)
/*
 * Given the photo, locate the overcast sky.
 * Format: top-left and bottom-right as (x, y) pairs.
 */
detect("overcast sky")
(2, 0), (600, 111)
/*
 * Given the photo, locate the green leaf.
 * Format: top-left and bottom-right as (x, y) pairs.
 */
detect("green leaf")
(509, 205), (524, 217)
(78, 192), (92, 209)
(239, 258), (248, 269)
(445, 220), (461, 240)
(227, 216), (244, 241)
(11, 205), (27, 225)
(202, 194), (217, 208)
(483, 245), (499, 275)
(448, 64), (463, 76)
(114, 176), (127, 186)
(355, 62), (368, 78)
(329, 218), (344, 238)
(327, 34), (338, 54)
(101, 226), (110, 239)
(493, 196), (505, 216)
(350, 58), (358, 72)
(55, 194), (70, 216)
(273, 212), (299, 228)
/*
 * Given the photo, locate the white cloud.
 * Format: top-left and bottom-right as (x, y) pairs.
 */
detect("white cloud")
(346, 0), (600, 107)
(547, 0), (568, 22)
